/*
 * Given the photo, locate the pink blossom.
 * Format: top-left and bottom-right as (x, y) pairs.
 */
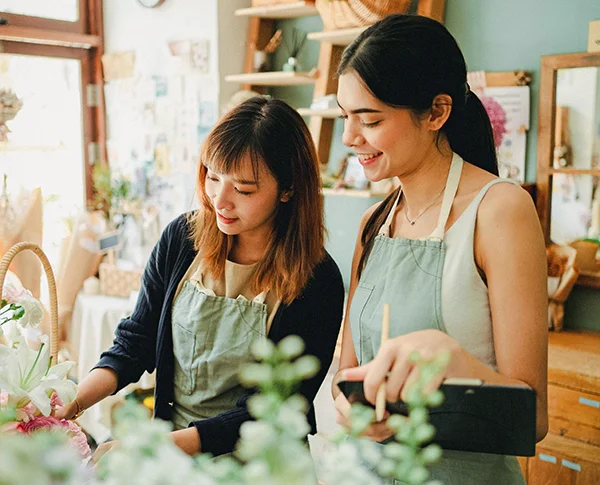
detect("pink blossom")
(16, 415), (91, 458)
(15, 402), (37, 422)
(0, 390), (7, 406)
(1, 282), (29, 305)
(65, 419), (91, 458)
(480, 95), (508, 148)
(0, 421), (20, 432)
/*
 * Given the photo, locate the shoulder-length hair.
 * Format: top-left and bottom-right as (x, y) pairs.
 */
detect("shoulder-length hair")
(188, 96), (325, 304)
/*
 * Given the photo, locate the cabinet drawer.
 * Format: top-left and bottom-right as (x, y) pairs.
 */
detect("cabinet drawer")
(548, 385), (600, 446)
(528, 434), (600, 485)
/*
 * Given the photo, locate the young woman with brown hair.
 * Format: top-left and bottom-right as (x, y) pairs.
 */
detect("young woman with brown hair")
(57, 96), (344, 458)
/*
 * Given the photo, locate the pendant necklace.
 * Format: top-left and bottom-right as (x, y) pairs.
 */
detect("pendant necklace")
(403, 186), (445, 226)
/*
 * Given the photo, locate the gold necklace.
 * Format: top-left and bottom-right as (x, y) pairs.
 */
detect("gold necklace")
(402, 186), (445, 226)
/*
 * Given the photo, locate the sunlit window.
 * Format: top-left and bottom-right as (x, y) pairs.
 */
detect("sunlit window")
(0, 0), (79, 22)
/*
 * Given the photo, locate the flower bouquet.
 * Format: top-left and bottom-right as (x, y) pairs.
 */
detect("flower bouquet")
(0, 242), (90, 459)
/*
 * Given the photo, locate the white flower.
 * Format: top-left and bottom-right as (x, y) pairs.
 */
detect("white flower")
(16, 294), (43, 328)
(1, 282), (26, 305)
(0, 335), (76, 416)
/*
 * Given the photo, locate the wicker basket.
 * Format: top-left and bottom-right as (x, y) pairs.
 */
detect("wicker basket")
(315, 0), (410, 31)
(0, 242), (58, 365)
(98, 262), (143, 298)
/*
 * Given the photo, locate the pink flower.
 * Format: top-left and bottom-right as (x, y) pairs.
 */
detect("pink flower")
(16, 415), (91, 458)
(0, 390), (7, 406)
(0, 421), (20, 432)
(1, 282), (30, 305)
(65, 419), (91, 458)
(15, 402), (37, 422)
(480, 95), (508, 148)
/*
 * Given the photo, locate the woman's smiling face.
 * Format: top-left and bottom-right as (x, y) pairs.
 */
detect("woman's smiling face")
(337, 70), (433, 181)
(204, 154), (282, 240)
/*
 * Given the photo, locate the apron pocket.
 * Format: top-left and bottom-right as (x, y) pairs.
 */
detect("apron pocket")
(172, 321), (196, 395)
(349, 282), (375, 365)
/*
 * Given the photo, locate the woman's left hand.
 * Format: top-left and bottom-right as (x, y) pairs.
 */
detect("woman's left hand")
(342, 329), (464, 405)
(92, 440), (120, 465)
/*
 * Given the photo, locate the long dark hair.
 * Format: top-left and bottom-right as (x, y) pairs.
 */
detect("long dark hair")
(338, 14), (498, 278)
(190, 96), (325, 303)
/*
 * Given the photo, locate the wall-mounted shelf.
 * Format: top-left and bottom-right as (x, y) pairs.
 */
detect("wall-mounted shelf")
(235, 1), (318, 19)
(322, 188), (375, 198)
(297, 107), (342, 118)
(549, 168), (600, 176)
(307, 26), (368, 46)
(225, 71), (316, 86)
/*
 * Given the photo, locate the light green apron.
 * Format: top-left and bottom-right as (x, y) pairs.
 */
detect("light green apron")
(349, 153), (526, 485)
(171, 275), (267, 430)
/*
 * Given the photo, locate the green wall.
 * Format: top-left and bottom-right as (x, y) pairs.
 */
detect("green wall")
(272, 0), (600, 331)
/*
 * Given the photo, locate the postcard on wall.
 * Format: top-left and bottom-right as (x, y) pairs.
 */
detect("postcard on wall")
(482, 86), (530, 183)
(102, 51), (136, 82)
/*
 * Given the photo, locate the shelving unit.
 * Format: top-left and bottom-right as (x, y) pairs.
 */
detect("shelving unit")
(224, 71), (316, 86)
(235, 1), (318, 19)
(306, 26), (367, 45)
(228, 0), (446, 189)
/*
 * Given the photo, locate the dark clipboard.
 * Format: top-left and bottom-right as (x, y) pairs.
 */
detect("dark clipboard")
(338, 378), (537, 456)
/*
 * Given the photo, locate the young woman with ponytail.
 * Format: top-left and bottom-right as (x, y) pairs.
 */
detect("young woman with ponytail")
(332, 14), (547, 484)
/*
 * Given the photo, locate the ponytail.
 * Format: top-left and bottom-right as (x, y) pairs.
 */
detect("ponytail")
(444, 91), (498, 176)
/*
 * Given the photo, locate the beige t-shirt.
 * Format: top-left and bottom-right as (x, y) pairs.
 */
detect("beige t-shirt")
(175, 253), (281, 332)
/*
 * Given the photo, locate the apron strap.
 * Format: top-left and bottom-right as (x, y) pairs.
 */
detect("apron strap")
(429, 153), (464, 241)
(378, 189), (403, 236)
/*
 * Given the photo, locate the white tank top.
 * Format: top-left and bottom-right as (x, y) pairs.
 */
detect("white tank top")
(441, 178), (519, 371)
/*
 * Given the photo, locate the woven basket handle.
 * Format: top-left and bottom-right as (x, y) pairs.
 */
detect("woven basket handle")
(0, 242), (59, 366)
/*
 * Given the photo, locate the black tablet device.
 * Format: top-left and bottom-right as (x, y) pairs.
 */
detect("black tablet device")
(338, 378), (537, 456)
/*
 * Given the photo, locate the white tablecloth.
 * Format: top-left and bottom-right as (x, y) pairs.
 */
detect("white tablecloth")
(69, 292), (154, 442)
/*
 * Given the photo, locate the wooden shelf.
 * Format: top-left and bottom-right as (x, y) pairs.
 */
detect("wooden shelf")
(307, 26), (368, 45)
(322, 188), (375, 198)
(235, 1), (318, 19)
(225, 71), (316, 86)
(550, 168), (600, 176)
(0, 25), (100, 49)
(297, 107), (342, 118)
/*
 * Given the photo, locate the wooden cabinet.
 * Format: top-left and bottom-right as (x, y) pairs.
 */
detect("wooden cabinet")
(529, 435), (600, 485)
(523, 331), (600, 484)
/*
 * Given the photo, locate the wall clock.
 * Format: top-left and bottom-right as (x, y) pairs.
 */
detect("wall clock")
(137, 0), (166, 8)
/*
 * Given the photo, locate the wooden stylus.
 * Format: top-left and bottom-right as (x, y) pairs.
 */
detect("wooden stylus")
(375, 303), (390, 422)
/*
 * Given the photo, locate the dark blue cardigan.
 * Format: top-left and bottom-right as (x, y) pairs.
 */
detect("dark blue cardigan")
(95, 214), (344, 455)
